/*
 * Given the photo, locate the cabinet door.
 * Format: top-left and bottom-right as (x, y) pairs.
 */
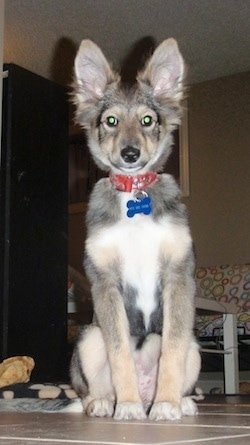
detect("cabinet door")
(0, 64), (68, 381)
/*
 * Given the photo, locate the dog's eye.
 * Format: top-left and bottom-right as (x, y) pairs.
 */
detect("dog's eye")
(141, 116), (153, 127)
(106, 116), (118, 127)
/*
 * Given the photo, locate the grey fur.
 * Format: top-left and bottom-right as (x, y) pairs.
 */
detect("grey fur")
(70, 38), (201, 421)
(0, 398), (78, 412)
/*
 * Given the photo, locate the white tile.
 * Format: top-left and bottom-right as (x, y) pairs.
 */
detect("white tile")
(0, 413), (250, 445)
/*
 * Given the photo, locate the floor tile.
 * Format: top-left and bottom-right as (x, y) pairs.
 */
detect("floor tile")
(0, 412), (250, 445)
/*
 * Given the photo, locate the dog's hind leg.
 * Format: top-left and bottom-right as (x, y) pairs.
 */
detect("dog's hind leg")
(180, 339), (201, 416)
(71, 325), (115, 417)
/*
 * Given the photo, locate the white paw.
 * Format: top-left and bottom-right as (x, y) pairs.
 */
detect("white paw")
(114, 402), (146, 420)
(181, 397), (198, 416)
(86, 398), (114, 417)
(149, 402), (182, 421)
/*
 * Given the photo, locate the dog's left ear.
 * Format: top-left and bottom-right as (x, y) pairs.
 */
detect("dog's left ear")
(137, 38), (184, 101)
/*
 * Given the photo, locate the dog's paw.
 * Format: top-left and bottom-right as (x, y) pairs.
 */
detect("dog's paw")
(114, 402), (146, 420)
(181, 397), (198, 416)
(149, 402), (182, 421)
(86, 398), (114, 418)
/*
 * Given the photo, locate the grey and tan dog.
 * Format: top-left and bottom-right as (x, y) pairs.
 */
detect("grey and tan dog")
(70, 38), (201, 421)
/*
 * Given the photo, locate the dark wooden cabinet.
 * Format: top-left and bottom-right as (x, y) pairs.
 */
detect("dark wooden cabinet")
(0, 64), (69, 381)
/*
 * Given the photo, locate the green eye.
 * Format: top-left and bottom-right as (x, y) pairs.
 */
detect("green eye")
(141, 115), (153, 126)
(106, 116), (118, 127)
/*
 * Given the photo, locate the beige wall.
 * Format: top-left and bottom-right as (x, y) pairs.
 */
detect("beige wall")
(69, 71), (250, 272)
(185, 71), (250, 267)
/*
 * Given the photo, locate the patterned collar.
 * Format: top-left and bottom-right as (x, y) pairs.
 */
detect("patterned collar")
(109, 172), (158, 192)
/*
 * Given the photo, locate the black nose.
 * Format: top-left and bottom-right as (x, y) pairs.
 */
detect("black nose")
(121, 147), (140, 163)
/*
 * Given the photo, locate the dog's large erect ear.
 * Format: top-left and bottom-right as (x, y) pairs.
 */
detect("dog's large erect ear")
(74, 40), (116, 103)
(137, 38), (184, 101)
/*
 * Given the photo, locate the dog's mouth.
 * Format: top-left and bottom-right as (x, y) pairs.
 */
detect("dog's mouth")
(119, 165), (144, 173)
(111, 162), (148, 175)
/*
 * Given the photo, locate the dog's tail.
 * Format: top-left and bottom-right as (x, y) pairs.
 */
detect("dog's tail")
(0, 397), (83, 413)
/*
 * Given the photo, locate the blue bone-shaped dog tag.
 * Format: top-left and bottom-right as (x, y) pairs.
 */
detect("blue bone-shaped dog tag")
(126, 195), (152, 218)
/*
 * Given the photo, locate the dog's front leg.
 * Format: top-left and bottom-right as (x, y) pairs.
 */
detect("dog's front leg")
(149, 337), (196, 421)
(149, 264), (199, 421)
(92, 280), (146, 420)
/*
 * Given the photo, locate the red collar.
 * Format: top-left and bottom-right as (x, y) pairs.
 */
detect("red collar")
(109, 172), (158, 192)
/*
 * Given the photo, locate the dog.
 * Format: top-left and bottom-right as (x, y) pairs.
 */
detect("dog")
(70, 38), (201, 421)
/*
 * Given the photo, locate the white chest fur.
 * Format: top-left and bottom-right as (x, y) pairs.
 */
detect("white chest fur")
(86, 192), (192, 328)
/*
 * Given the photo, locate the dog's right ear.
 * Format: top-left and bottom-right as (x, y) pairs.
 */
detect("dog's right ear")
(74, 40), (117, 104)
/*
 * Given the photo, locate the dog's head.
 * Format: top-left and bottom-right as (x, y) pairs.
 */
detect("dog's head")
(73, 39), (184, 174)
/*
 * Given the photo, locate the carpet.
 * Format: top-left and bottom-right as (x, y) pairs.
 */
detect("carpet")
(0, 382), (81, 412)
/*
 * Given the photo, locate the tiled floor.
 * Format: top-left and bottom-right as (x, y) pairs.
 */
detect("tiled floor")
(0, 398), (250, 444)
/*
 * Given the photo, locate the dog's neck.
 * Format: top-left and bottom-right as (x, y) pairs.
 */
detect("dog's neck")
(109, 172), (158, 193)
